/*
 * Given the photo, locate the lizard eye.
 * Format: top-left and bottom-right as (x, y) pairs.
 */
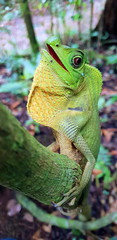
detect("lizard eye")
(71, 56), (82, 68)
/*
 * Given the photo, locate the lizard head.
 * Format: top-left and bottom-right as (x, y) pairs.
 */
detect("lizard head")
(27, 36), (102, 126)
(41, 36), (86, 90)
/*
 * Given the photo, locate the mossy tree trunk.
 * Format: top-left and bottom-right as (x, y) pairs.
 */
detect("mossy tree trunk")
(0, 104), (117, 231)
(0, 103), (82, 206)
(19, 0), (39, 54)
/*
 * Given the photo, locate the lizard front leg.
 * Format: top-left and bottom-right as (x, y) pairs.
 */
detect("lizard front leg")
(47, 141), (60, 152)
(53, 110), (95, 208)
(56, 134), (95, 207)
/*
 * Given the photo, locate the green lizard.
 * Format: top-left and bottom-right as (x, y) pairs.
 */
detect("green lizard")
(27, 36), (102, 213)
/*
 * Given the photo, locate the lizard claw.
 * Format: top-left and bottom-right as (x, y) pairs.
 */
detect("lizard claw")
(56, 186), (79, 207)
(63, 186), (77, 197)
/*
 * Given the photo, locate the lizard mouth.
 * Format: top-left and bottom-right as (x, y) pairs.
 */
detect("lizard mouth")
(47, 44), (68, 71)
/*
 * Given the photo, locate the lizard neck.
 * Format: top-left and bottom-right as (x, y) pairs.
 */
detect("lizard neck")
(84, 64), (102, 109)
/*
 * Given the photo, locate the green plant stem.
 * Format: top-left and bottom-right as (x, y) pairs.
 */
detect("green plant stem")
(17, 193), (117, 234)
(19, 0), (39, 54)
(89, 0), (94, 48)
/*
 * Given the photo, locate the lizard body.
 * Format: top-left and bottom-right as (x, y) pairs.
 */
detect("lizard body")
(27, 36), (102, 211)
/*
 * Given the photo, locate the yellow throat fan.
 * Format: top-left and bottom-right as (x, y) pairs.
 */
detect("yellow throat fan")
(27, 59), (69, 128)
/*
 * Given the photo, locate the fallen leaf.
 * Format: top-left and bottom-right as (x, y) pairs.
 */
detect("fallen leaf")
(101, 88), (116, 96)
(10, 100), (22, 110)
(109, 200), (117, 224)
(6, 199), (21, 216)
(101, 209), (106, 217)
(111, 225), (117, 234)
(32, 229), (40, 240)
(109, 200), (117, 212)
(42, 224), (51, 233)
(109, 196), (114, 205)
(27, 125), (35, 135)
(101, 128), (116, 142)
(28, 130), (35, 136)
(1, 99), (10, 106)
(109, 150), (117, 156)
(32, 230), (45, 240)
(29, 125), (35, 130)
(23, 212), (34, 222)
(92, 169), (102, 176)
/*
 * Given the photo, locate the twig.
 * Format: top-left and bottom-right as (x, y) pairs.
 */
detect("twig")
(17, 194), (117, 234)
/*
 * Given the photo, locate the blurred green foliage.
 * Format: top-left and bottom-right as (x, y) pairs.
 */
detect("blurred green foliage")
(95, 145), (112, 184)
(0, 81), (30, 95)
(0, 53), (40, 95)
(98, 95), (117, 111)
(25, 118), (40, 133)
(106, 55), (117, 64)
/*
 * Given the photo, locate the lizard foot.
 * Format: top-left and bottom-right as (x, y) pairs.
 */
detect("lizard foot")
(57, 206), (80, 217)
(56, 186), (79, 207)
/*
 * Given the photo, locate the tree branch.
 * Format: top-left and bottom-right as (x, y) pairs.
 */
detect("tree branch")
(0, 103), (82, 205)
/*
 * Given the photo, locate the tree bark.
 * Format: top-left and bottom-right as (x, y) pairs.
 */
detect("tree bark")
(96, 0), (117, 39)
(19, 0), (39, 54)
(0, 103), (82, 205)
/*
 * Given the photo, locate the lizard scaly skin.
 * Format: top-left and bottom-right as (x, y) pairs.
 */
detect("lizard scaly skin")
(27, 36), (102, 214)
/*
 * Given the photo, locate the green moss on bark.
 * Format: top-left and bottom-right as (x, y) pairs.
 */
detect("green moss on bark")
(0, 103), (82, 205)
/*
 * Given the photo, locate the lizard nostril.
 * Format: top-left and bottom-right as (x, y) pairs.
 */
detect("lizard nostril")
(56, 44), (59, 47)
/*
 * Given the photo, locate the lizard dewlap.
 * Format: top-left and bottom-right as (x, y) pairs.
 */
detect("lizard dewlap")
(27, 36), (102, 210)
(27, 59), (69, 127)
